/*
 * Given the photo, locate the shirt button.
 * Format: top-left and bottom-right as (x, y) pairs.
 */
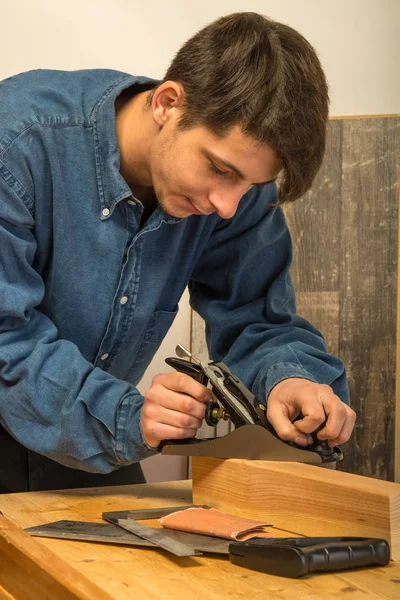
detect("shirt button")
(100, 353), (109, 360)
(127, 199), (136, 206)
(120, 296), (128, 305)
(102, 208), (110, 217)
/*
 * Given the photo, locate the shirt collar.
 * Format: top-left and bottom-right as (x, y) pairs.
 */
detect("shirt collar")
(91, 74), (159, 220)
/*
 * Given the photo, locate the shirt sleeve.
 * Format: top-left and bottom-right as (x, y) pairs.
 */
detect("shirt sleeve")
(0, 168), (157, 473)
(189, 183), (349, 406)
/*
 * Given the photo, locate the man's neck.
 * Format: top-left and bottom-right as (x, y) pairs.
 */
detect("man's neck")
(130, 184), (158, 225)
(115, 88), (156, 209)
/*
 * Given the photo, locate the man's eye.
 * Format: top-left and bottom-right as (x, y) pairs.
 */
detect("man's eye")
(209, 162), (229, 176)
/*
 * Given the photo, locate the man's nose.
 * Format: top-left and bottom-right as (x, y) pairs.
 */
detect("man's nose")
(208, 186), (247, 219)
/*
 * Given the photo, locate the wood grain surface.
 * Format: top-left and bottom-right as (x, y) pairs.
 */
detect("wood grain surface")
(0, 585), (14, 600)
(1, 481), (400, 599)
(0, 513), (113, 600)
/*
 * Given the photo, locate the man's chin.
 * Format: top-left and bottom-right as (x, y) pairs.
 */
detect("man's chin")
(157, 200), (190, 218)
(157, 192), (201, 218)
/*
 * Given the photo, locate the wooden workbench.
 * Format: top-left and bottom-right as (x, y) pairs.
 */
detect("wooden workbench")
(0, 480), (399, 599)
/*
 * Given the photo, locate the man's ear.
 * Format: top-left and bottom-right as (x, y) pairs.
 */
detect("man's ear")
(151, 81), (185, 126)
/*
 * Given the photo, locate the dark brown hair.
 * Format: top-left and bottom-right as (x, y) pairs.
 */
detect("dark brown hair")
(156, 12), (329, 203)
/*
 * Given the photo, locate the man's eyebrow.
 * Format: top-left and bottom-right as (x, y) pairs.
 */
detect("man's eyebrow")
(203, 149), (246, 179)
(203, 149), (275, 186)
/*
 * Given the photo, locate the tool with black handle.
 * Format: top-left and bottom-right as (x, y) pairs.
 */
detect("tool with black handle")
(163, 344), (342, 465)
(229, 536), (390, 578)
(26, 519), (390, 578)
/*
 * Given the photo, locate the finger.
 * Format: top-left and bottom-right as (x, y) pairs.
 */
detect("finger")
(152, 372), (211, 403)
(143, 403), (204, 430)
(292, 395), (330, 436)
(143, 422), (198, 447)
(157, 424), (198, 440)
(323, 406), (357, 447)
(146, 387), (207, 420)
(267, 402), (311, 447)
(313, 397), (350, 441)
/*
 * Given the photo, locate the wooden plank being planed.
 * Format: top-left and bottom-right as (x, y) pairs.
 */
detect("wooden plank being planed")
(0, 584), (15, 600)
(192, 457), (400, 559)
(0, 513), (113, 600)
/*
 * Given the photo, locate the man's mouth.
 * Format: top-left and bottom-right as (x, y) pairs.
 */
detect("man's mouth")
(186, 197), (215, 216)
(186, 198), (203, 215)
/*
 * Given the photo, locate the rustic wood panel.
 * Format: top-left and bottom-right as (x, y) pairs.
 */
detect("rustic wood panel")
(192, 117), (399, 481)
(338, 118), (399, 480)
(285, 120), (343, 294)
(397, 159), (400, 484)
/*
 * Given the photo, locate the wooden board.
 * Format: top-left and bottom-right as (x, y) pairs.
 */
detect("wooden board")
(0, 513), (112, 600)
(192, 457), (400, 560)
(191, 116), (400, 482)
(1, 481), (400, 599)
(0, 585), (15, 600)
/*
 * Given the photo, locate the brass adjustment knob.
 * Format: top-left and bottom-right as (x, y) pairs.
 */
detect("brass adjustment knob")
(205, 401), (230, 426)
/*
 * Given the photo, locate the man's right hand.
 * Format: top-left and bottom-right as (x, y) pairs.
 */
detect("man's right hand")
(141, 372), (211, 448)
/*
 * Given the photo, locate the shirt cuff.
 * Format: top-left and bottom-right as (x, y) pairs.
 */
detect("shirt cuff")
(257, 362), (318, 403)
(114, 394), (159, 464)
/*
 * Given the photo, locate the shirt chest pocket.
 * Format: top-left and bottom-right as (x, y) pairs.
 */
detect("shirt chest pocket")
(126, 307), (179, 384)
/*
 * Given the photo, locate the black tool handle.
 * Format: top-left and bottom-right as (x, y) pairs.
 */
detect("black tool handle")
(300, 538), (390, 575)
(229, 537), (390, 578)
(307, 419), (340, 463)
(291, 414), (343, 464)
(165, 357), (209, 386)
(165, 356), (219, 426)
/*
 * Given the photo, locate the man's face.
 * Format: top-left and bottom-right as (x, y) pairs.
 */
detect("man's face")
(148, 115), (283, 219)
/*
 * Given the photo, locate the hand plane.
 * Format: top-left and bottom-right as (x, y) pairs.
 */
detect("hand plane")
(160, 345), (343, 466)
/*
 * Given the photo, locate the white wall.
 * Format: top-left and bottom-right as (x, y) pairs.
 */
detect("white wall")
(1, 1), (398, 115)
(1, 0), (398, 481)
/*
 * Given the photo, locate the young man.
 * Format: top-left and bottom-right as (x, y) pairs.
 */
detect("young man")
(0, 12), (355, 492)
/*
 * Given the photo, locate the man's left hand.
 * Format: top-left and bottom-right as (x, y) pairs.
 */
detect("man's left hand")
(266, 378), (356, 448)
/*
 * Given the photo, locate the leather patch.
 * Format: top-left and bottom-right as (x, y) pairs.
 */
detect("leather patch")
(160, 507), (275, 541)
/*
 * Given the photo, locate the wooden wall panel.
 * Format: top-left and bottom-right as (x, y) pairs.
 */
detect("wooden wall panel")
(338, 118), (398, 480)
(191, 117), (399, 481)
(285, 120), (343, 294)
(285, 117), (399, 481)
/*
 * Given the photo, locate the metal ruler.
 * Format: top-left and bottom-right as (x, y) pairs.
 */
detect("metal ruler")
(103, 504), (210, 557)
(114, 518), (200, 557)
(102, 505), (209, 522)
(26, 504), (228, 558)
(25, 519), (230, 555)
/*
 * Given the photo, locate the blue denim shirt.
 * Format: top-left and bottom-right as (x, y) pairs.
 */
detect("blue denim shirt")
(0, 69), (349, 473)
